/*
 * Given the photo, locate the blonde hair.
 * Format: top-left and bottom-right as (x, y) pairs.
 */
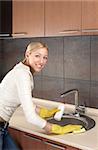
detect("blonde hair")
(22, 42), (48, 63)
(26, 42), (48, 52)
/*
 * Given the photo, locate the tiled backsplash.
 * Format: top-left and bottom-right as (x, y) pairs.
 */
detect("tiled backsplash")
(0, 36), (98, 108)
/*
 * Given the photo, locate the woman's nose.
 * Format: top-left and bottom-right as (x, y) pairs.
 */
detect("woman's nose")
(40, 58), (44, 64)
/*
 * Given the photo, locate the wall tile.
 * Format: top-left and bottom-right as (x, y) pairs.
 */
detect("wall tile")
(62, 78), (90, 107)
(91, 36), (98, 81)
(64, 36), (90, 80)
(90, 36), (98, 108)
(36, 76), (64, 100)
(90, 82), (98, 108)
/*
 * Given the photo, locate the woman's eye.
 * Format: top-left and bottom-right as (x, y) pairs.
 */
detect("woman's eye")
(44, 57), (48, 60)
(35, 54), (40, 58)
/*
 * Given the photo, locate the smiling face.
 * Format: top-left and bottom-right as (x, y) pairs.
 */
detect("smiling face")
(25, 43), (48, 73)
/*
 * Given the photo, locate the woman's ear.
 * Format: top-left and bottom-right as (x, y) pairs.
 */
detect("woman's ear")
(25, 50), (30, 58)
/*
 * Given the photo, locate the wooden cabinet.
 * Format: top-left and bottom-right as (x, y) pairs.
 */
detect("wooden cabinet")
(8, 127), (80, 150)
(44, 0), (98, 36)
(12, 0), (98, 37)
(12, 0), (44, 37)
(45, 0), (81, 36)
(82, 0), (98, 35)
(12, 0), (82, 37)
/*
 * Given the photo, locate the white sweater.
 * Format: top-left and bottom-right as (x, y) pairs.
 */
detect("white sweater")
(0, 62), (46, 128)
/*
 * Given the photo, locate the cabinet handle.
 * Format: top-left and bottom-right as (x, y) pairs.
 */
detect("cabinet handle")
(23, 134), (42, 142)
(0, 34), (10, 37)
(82, 29), (98, 33)
(12, 32), (27, 37)
(59, 30), (79, 34)
(44, 141), (66, 150)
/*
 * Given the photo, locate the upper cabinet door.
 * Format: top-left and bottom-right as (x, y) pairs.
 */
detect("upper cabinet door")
(12, 0), (44, 37)
(82, 0), (98, 35)
(45, 0), (81, 37)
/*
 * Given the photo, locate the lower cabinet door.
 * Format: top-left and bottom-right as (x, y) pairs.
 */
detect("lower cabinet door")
(8, 128), (80, 150)
(21, 133), (46, 150)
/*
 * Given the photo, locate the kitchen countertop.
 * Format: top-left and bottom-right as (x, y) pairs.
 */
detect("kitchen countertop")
(9, 98), (98, 150)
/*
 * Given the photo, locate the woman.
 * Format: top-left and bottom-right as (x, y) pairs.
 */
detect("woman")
(0, 42), (82, 150)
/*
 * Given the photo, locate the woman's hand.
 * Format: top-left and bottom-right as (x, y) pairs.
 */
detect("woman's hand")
(43, 122), (84, 135)
(36, 106), (59, 119)
(43, 122), (52, 134)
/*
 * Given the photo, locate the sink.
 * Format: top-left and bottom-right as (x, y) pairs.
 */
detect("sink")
(47, 113), (95, 131)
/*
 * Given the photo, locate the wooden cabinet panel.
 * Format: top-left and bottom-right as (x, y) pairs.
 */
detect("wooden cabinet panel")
(8, 127), (80, 150)
(45, 0), (81, 36)
(21, 133), (46, 150)
(82, 0), (98, 35)
(12, 0), (44, 37)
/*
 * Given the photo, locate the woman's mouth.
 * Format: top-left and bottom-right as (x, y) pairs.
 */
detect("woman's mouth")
(35, 64), (44, 70)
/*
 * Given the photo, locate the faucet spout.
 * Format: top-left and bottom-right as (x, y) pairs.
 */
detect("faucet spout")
(61, 89), (79, 107)
(60, 89), (86, 115)
(61, 89), (85, 114)
(74, 89), (79, 110)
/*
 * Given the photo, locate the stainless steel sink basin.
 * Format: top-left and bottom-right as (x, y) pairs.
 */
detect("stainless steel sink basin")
(47, 113), (95, 131)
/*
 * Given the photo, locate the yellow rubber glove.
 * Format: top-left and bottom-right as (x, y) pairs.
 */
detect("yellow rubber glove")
(39, 107), (60, 118)
(51, 124), (83, 135)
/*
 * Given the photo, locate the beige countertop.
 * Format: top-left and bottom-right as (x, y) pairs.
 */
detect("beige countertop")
(9, 98), (98, 150)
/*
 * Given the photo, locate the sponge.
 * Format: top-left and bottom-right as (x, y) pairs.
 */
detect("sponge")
(54, 104), (65, 121)
(73, 127), (86, 134)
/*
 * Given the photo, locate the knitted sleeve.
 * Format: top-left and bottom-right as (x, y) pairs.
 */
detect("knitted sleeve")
(14, 68), (46, 129)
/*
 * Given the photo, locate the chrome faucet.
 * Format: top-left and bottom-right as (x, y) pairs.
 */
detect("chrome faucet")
(60, 89), (85, 115)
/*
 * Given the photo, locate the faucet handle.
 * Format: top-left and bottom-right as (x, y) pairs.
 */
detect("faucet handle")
(75, 105), (85, 114)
